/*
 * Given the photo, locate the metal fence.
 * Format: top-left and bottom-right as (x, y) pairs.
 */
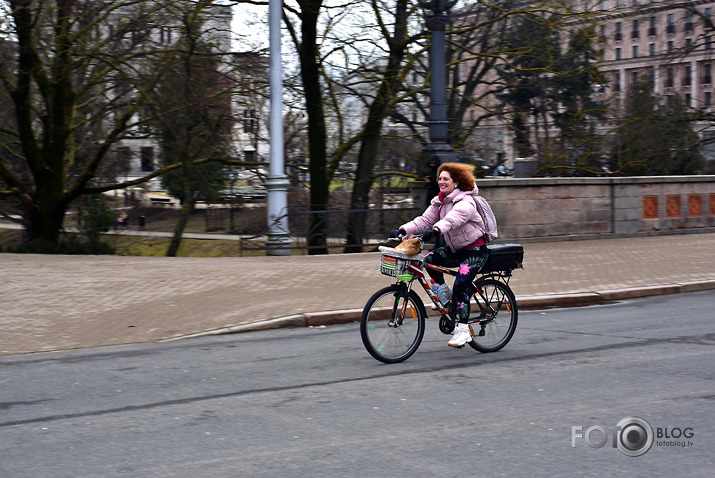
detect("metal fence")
(238, 205), (417, 255)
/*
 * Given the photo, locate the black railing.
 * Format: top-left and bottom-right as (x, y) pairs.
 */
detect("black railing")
(237, 205), (418, 255)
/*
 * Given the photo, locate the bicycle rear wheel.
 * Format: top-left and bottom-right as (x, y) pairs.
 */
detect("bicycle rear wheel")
(466, 278), (518, 353)
(360, 284), (426, 364)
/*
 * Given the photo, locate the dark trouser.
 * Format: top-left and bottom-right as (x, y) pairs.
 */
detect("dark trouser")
(424, 245), (489, 323)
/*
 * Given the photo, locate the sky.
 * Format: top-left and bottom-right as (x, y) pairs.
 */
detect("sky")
(232, 2), (270, 51)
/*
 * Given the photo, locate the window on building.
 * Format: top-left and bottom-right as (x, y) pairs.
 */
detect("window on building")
(243, 110), (257, 134)
(117, 147), (131, 174)
(667, 13), (676, 34)
(665, 68), (674, 88)
(244, 150), (256, 162)
(706, 36), (713, 49)
(667, 40), (674, 52)
(684, 65), (692, 86)
(649, 43), (656, 56)
(649, 16), (657, 36)
(159, 27), (172, 44)
(140, 147), (154, 172)
(666, 95), (674, 106)
(703, 64), (712, 85)
(705, 91), (712, 106)
(685, 93), (692, 106)
(632, 45), (639, 58)
(706, 8), (714, 29)
(685, 38), (693, 50)
(685, 11), (694, 31)
(632, 71), (639, 86)
(600, 25), (606, 39)
(614, 72), (621, 92)
(615, 22), (622, 41)
(615, 47), (622, 60)
(632, 19), (640, 39)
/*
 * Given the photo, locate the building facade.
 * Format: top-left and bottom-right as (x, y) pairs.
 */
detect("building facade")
(461, 1), (715, 174)
(110, 3), (268, 181)
(592, 0), (715, 162)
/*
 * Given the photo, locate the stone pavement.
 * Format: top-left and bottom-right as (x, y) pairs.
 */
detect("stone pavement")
(1, 232), (715, 355)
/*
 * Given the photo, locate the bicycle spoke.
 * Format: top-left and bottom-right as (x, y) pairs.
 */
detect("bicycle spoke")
(467, 278), (518, 353)
(360, 286), (426, 364)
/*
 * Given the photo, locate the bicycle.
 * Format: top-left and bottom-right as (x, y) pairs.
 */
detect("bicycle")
(360, 234), (524, 364)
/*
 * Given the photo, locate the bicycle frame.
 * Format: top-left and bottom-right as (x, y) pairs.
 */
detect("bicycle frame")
(396, 257), (514, 324)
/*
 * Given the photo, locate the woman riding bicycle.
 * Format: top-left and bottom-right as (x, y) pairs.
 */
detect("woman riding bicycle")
(392, 162), (489, 348)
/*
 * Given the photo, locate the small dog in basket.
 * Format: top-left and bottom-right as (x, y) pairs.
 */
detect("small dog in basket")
(393, 237), (422, 256)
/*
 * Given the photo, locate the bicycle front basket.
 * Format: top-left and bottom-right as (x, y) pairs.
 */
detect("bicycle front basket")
(378, 246), (423, 279)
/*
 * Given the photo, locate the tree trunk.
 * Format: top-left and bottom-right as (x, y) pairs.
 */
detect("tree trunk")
(166, 199), (195, 257)
(344, 0), (409, 253)
(296, 0), (329, 254)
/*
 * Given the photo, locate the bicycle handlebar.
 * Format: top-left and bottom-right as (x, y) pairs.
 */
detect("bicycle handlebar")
(389, 232), (424, 240)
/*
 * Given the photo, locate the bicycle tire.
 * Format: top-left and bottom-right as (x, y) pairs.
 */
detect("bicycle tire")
(360, 284), (426, 364)
(466, 277), (518, 353)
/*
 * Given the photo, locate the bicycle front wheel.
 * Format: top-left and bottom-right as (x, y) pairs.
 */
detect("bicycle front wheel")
(360, 284), (426, 364)
(467, 278), (518, 353)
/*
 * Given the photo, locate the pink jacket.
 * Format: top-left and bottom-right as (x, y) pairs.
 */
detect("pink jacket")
(400, 185), (485, 252)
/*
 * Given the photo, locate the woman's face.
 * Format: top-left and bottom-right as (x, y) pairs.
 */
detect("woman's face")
(437, 170), (456, 195)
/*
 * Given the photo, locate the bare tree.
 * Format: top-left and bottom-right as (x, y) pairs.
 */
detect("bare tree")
(149, 3), (238, 257)
(0, 0), (236, 250)
(283, 0), (333, 254)
(343, 0), (413, 252)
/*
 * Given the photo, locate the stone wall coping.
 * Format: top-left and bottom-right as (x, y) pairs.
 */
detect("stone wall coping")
(476, 175), (715, 187)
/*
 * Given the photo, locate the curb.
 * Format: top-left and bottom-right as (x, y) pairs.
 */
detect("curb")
(163, 280), (715, 342)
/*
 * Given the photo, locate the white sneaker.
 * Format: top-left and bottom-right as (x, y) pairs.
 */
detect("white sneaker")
(448, 323), (472, 347)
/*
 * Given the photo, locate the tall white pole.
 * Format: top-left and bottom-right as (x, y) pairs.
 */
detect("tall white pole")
(266, 0), (292, 255)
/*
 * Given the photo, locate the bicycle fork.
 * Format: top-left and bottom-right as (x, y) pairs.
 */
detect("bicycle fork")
(388, 283), (416, 328)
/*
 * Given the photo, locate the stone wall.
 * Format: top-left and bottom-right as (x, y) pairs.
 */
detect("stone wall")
(475, 176), (715, 239)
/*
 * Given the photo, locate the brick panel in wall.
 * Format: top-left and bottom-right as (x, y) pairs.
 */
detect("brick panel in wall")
(666, 195), (681, 218)
(643, 195), (658, 219)
(688, 194), (702, 217)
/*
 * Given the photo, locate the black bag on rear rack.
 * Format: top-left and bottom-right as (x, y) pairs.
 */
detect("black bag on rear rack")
(483, 244), (524, 272)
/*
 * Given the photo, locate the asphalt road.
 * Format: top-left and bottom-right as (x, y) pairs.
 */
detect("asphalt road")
(1, 291), (713, 477)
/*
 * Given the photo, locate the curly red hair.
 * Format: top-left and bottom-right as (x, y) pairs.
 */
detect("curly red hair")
(437, 163), (476, 191)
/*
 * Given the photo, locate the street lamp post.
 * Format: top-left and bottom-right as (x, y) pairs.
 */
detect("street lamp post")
(419, 0), (458, 165)
(266, 0), (292, 255)
(413, 0), (458, 209)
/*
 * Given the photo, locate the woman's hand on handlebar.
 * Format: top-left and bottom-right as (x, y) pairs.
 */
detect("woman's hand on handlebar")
(421, 229), (436, 242)
(389, 228), (407, 239)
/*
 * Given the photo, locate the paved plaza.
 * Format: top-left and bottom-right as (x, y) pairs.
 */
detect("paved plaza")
(1, 232), (714, 355)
